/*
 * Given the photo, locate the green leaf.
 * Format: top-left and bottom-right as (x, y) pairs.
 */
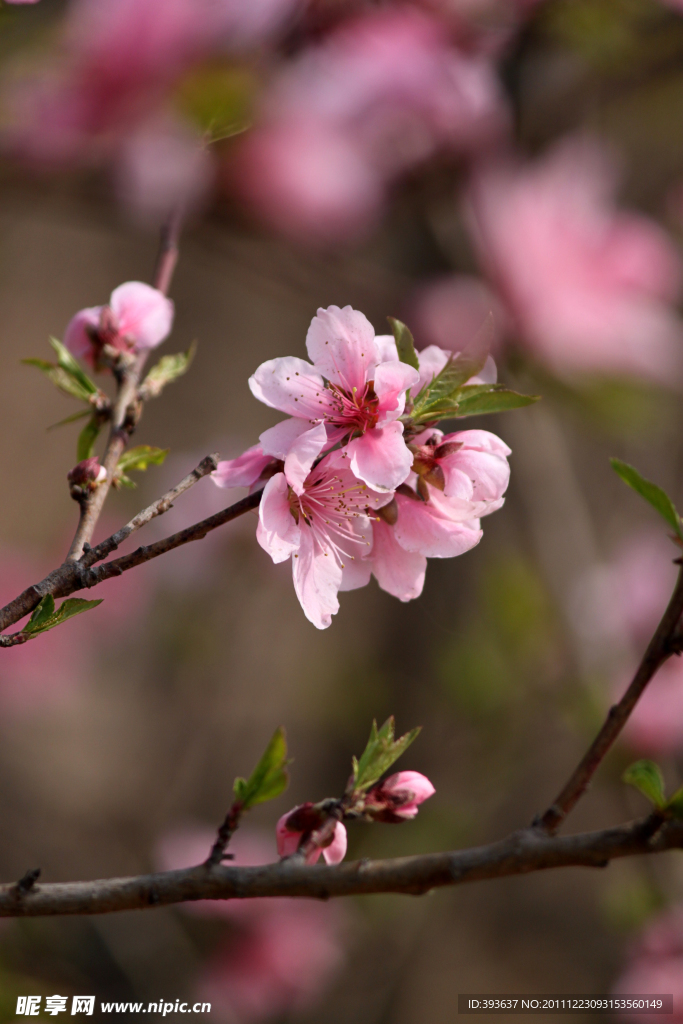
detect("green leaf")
(117, 446), (169, 474)
(232, 727), (290, 810)
(47, 409), (92, 431)
(388, 317), (419, 371)
(23, 597), (103, 637)
(622, 759), (666, 809)
(77, 417), (102, 461)
(141, 342), (197, 399)
(666, 785), (683, 818)
(48, 337), (98, 395)
(23, 595), (56, 634)
(23, 359), (95, 402)
(350, 716), (421, 793)
(610, 459), (683, 541)
(453, 385), (540, 418)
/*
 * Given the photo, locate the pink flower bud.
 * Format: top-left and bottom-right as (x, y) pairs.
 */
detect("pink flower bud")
(64, 281), (174, 369)
(67, 457), (107, 489)
(374, 771), (435, 820)
(276, 805), (347, 865)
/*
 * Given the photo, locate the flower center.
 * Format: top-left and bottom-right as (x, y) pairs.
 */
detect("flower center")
(325, 381), (379, 434)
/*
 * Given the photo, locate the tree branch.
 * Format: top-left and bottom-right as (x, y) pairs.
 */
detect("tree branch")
(0, 487), (262, 635)
(81, 453), (220, 569)
(3, 815), (682, 918)
(539, 562), (683, 833)
(65, 209), (183, 563)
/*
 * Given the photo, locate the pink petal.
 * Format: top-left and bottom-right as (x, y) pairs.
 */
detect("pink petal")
(371, 519), (426, 601)
(321, 822), (347, 864)
(276, 812), (302, 858)
(441, 450), (510, 502)
(291, 527), (342, 629)
(416, 344), (450, 395)
(284, 422), (328, 495)
(109, 281), (174, 350)
(374, 359), (420, 420)
(249, 356), (328, 419)
(256, 473), (300, 564)
(383, 771), (436, 805)
(64, 306), (101, 363)
(212, 445), (273, 489)
(394, 494), (482, 557)
(468, 354), (497, 385)
(260, 417), (314, 459)
(305, 305), (377, 393)
(443, 429), (511, 458)
(339, 557), (372, 592)
(374, 333), (398, 363)
(347, 421), (412, 492)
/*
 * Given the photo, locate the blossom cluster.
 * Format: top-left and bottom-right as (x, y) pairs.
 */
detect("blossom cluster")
(214, 304), (510, 628)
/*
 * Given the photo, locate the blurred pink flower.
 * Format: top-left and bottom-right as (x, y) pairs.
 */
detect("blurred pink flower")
(64, 281), (174, 366)
(235, 6), (507, 242)
(622, 657), (683, 756)
(198, 901), (344, 1022)
(114, 115), (214, 225)
(256, 452), (392, 629)
(408, 276), (505, 362)
(468, 137), (683, 381)
(573, 532), (683, 756)
(250, 305), (419, 492)
(276, 806), (347, 864)
(157, 824), (346, 1022)
(614, 905), (683, 1022)
(3, 0), (300, 169)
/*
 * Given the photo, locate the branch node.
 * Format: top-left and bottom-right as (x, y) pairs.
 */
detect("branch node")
(14, 868), (40, 895)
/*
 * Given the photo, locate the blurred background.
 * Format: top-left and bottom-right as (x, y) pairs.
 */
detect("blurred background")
(2, 0), (683, 1018)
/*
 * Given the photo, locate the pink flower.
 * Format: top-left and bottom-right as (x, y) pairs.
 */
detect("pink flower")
(468, 137), (683, 381)
(410, 429), (511, 502)
(64, 281), (174, 366)
(250, 305), (419, 493)
(235, 7), (506, 242)
(256, 451), (392, 629)
(363, 429), (510, 602)
(613, 905), (683, 1022)
(276, 806), (347, 865)
(370, 770), (436, 820)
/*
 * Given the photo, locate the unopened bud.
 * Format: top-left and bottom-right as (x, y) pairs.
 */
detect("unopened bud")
(68, 457), (107, 497)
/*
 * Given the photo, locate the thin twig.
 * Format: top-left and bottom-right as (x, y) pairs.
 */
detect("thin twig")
(1, 815), (681, 918)
(539, 563), (683, 833)
(0, 489), (262, 634)
(81, 453), (219, 569)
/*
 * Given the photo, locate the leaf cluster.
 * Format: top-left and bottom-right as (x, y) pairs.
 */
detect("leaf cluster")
(387, 317), (537, 425)
(349, 716), (421, 794)
(232, 727), (290, 810)
(22, 595), (103, 638)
